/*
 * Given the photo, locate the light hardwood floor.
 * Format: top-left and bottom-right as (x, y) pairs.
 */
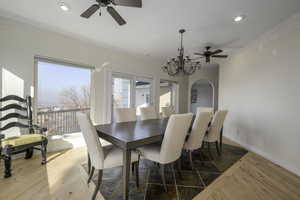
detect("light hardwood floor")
(194, 152), (300, 200)
(0, 147), (104, 200)
(1, 141), (300, 200)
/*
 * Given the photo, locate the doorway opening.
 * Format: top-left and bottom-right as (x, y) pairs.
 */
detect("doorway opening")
(159, 80), (178, 113)
(111, 73), (153, 121)
(190, 79), (214, 114)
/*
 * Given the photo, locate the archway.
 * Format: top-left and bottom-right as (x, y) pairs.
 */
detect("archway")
(190, 79), (214, 114)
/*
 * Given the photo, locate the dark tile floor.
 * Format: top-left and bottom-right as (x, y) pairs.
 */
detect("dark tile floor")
(82, 144), (248, 200)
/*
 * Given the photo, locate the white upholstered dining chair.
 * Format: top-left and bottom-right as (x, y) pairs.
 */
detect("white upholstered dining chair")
(115, 108), (137, 123)
(203, 110), (228, 158)
(197, 107), (214, 114)
(138, 113), (193, 191)
(77, 112), (140, 200)
(183, 110), (213, 169)
(140, 106), (157, 120)
(161, 106), (176, 118)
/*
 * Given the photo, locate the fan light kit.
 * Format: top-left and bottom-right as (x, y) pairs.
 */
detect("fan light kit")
(80, 0), (142, 26)
(59, 2), (70, 11)
(234, 15), (245, 22)
(194, 46), (228, 63)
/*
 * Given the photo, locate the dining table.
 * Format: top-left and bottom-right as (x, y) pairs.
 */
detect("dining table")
(95, 118), (169, 200)
(95, 116), (223, 200)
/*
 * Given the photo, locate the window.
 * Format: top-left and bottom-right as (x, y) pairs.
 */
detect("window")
(159, 80), (178, 113)
(113, 77), (131, 109)
(35, 59), (91, 135)
(146, 94), (151, 104)
(135, 78), (152, 116)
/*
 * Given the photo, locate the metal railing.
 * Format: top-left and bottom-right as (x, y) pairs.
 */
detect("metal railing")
(37, 108), (90, 135)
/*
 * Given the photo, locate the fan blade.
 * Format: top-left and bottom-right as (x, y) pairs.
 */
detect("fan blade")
(194, 53), (204, 56)
(112, 0), (142, 8)
(212, 55), (228, 58)
(107, 6), (127, 25)
(211, 49), (223, 55)
(80, 4), (100, 18)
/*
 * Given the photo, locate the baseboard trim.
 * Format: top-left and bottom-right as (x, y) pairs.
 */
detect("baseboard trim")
(225, 135), (300, 177)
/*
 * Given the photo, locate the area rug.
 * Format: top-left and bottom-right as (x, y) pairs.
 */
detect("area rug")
(81, 144), (247, 200)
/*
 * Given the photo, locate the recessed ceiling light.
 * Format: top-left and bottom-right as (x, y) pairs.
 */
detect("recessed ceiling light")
(234, 15), (245, 22)
(59, 2), (70, 11)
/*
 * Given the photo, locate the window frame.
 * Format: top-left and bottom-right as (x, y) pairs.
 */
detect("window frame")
(33, 56), (94, 121)
(159, 79), (179, 113)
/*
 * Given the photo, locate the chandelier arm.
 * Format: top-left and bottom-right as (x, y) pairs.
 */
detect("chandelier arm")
(162, 29), (201, 76)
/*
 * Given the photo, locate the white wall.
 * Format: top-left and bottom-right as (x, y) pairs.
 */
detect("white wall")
(219, 12), (300, 176)
(0, 16), (188, 125)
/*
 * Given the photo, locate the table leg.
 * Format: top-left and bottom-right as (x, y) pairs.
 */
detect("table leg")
(220, 127), (223, 153)
(123, 149), (131, 200)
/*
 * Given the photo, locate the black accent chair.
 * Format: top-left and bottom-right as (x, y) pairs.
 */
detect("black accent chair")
(0, 95), (48, 178)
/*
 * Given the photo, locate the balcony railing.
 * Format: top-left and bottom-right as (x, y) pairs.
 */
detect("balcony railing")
(37, 108), (90, 135)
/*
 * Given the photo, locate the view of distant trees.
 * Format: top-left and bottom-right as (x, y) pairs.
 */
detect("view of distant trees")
(59, 86), (90, 109)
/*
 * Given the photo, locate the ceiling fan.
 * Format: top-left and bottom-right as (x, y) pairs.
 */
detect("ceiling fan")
(80, 0), (142, 26)
(194, 46), (228, 63)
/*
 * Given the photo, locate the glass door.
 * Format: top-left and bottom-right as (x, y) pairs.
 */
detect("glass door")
(111, 73), (153, 121)
(135, 77), (153, 116)
(159, 80), (178, 113)
(112, 75), (133, 121)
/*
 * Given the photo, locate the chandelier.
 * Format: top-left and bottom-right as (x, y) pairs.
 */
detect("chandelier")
(162, 29), (201, 76)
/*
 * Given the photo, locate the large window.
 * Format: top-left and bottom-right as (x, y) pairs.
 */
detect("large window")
(159, 80), (178, 113)
(113, 77), (132, 109)
(111, 73), (153, 121)
(36, 59), (91, 135)
(135, 78), (152, 115)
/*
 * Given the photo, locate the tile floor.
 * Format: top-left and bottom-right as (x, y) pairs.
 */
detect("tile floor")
(82, 144), (248, 200)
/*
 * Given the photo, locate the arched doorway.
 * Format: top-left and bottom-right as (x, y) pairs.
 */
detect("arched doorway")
(190, 79), (214, 114)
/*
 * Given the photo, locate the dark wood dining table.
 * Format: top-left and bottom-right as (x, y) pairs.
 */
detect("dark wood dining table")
(95, 118), (169, 200)
(95, 116), (223, 200)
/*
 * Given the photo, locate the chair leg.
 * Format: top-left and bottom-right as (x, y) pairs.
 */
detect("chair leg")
(177, 157), (182, 171)
(215, 141), (221, 156)
(41, 142), (47, 165)
(132, 163), (135, 173)
(220, 127), (223, 153)
(87, 167), (95, 185)
(87, 153), (91, 174)
(160, 164), (168, 192)
(176, 157), (182, 179)
(199, 150), (205, 165)
(207, 142), (214, 160)
(135, 161), (139, 188)
(4, 155), (12, 178)
(189, 150), (195, 170)
(25, 147), (34, 159)
(92, 169), (103, 200)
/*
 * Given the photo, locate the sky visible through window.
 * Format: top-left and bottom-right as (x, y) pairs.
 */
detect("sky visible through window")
(37, 61), (91, 108)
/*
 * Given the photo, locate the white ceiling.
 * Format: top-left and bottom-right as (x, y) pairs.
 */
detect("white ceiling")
(1, 0), (300, 61)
